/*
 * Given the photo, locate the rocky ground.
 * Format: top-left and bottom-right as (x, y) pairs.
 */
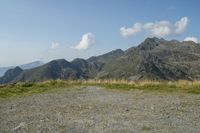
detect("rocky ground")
(0, 86), (200, 133)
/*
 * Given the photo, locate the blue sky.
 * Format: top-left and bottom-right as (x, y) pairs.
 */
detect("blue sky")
(0, 0), (199, 67)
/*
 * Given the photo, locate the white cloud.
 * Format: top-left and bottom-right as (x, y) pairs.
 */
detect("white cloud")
(174, 17), (188, 34)
(51, 42), (60, 49)
(120, 17), (188, 38)
(144, 21), (172, 37)
(73, 33), (95, 50)
(184, 37), (198, 43)
(120, 23), (142, 38)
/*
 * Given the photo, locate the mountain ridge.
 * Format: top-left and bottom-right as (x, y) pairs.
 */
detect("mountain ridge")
(1, 37), (200, 84)
(0, 61), (44, 77)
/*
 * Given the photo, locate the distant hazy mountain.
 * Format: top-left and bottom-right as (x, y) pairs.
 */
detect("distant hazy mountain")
(1, 37), (200, 84)
(19, 61), (44, 70)
(0, 61), (44, 77)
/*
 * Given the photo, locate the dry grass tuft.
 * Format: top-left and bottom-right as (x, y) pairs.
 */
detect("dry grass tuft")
(1, 80), (200, 98)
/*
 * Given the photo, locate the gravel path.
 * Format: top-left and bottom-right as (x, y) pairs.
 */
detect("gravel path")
(0, 86), (200, 133)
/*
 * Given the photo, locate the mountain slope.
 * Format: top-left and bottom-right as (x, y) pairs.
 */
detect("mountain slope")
(0, 61), (44, 77)
(96, 37), (200, 80)
(13, 59), (84, 83)
(1, 37), (200, 84)
(0, 67), (23, 84)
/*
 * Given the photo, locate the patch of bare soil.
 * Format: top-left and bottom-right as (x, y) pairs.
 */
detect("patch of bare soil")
(0, 87), (200, 133)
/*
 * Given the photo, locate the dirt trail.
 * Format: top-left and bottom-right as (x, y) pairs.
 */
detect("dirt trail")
(0, 86), (200, 133)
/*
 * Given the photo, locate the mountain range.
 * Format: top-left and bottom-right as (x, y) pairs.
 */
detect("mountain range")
(0, 61), (44, 77)
(1, 37), (200, 84)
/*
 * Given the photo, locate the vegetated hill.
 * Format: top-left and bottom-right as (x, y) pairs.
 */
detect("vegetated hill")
(1, 37), (200, 84)
(0, 61), (44, 77)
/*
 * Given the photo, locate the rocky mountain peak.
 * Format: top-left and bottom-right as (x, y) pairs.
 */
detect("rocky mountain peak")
(138, 37), (167, 50)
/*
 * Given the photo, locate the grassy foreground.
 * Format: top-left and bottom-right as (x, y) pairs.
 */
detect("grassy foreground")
(1, 80), (200, 98)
